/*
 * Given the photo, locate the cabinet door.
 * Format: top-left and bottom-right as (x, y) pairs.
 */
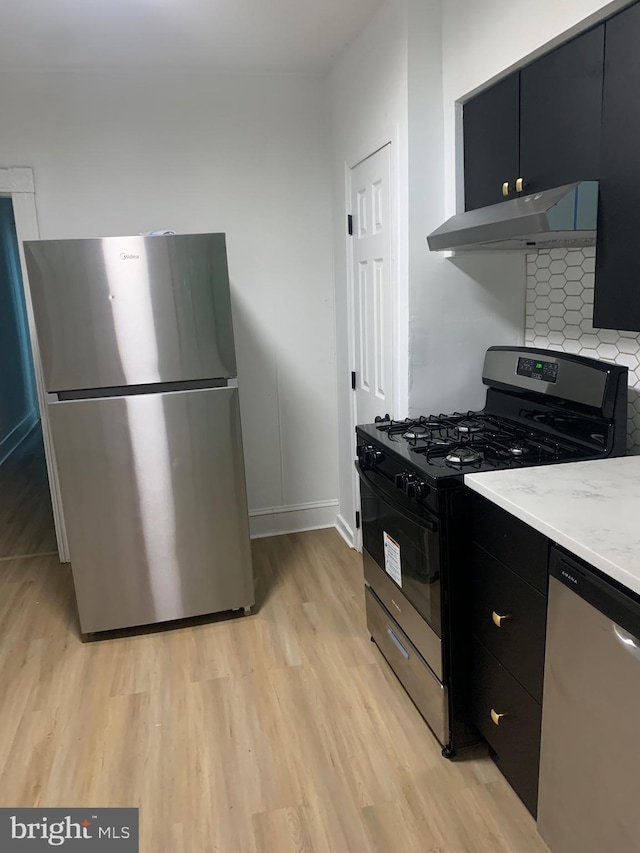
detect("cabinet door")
(470, 492), (549, 595)
(471, 544), (547, 703)
(463, 73), (520, 211)
(520, 26), (604, 194)
(594, 5), (640, 332)
(471, 639), (542, 817)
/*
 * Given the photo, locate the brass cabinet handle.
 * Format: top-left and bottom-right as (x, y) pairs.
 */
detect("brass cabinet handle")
(502, 181), (510, 196)
(492, 610), (511, 628)
(515, 177), (524, 193)
(491, 708), (507, 726)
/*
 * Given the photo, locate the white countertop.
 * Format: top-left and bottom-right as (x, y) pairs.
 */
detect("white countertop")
(465, 456), (640, 597)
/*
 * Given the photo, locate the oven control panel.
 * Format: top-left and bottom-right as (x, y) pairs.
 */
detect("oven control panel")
(516, 357), (559, 383)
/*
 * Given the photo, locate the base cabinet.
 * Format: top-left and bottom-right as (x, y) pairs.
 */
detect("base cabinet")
(468, 493), (548, 816)
(471, 640), (542, 817)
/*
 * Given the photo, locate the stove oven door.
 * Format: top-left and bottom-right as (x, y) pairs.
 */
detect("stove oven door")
(357, 465), (443, 682)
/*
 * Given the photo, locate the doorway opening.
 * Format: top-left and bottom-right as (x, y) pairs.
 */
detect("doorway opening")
(0, 196), (57, 559)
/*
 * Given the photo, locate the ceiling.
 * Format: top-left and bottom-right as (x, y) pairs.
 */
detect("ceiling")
(0, 0), (385, 73)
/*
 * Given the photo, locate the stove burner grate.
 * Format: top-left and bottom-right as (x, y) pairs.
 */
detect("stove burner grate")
(455, 419), (483, 435)
(403, 424), (432, 440)
(445, 446), (482, 464)
(374, 408), (590, 473)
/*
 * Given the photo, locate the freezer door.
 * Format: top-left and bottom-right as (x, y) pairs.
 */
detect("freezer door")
(25, 233), (237, 392)
(48, 385), (253, 633)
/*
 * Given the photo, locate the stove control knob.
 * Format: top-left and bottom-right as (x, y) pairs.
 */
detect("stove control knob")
(416, 480), (429, 500)
(363, 445), (382, 467)
(394, 473), (405, 489)
(402, 473), (415, 495)
(406, 477), (428, 500)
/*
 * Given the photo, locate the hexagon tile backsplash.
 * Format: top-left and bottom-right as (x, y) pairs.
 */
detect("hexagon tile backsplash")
(525, 247), (640, 453)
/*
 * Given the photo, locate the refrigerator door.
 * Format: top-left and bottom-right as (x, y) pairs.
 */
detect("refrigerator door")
(25, 233), (237, 392)
(48, 385), (253, 633)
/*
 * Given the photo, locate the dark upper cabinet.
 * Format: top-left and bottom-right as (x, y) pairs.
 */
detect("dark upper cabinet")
(463, 26), (604, 211)
(463, 73), (520, 211)
(520, 26), (604, 194)
(594, 4), (640, 332)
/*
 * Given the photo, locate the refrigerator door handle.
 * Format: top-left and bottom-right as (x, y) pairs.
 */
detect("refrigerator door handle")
(48, 376), (238, 403)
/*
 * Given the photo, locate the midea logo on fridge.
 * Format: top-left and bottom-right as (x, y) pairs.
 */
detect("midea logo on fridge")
(119, 253), (139, 260)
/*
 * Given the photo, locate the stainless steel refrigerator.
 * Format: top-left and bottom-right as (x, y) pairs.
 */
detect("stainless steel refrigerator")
(25, 233), (254, 634)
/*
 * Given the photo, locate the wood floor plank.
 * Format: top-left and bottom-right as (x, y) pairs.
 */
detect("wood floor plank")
(0, 455), (550, 853)
(252, 806), (315, 853)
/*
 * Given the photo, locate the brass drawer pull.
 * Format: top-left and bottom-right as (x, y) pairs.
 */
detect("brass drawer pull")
(515, 177), (525, 193)
(502, 181), (510, 196)
(491, 708), (507, 726)
(492, 610), (511, 628)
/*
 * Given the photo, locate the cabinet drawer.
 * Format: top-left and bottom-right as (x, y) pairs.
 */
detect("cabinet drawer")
(470, 493), (548, 594)
(365, 586), (448, 746)
(471, 544), (547, 703)
(471, 639), (541, 817)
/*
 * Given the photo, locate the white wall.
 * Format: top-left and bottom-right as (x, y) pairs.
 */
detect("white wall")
(0, 70), (338, 536)
(405, 0), (525, 419)
(328, 0), (410, 546)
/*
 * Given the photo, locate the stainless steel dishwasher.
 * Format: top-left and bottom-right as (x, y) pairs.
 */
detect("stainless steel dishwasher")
(538, 547), (640, 853)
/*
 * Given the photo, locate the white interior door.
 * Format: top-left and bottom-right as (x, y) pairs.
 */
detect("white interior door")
(351, 144), (393, 427)
(349, 144), (394, 549)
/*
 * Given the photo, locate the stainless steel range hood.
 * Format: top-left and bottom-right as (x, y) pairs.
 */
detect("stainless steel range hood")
(427, 181), (598, 252)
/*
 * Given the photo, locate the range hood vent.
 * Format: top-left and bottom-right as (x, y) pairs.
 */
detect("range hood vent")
(427, 181), (598, 252)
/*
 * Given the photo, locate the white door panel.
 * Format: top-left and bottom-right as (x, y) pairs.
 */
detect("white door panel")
(349, 144), (394, 549)
(352, 144), (393, 428)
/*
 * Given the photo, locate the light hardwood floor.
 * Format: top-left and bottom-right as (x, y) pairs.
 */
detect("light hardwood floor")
(0, 447), (549, 851)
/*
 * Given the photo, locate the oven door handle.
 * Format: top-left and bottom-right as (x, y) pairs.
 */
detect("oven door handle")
(356, 465), (438, 533)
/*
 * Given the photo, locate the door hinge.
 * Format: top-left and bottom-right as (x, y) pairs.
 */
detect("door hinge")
(351, 371), (357, 390)
(347, 214), (353, 236)
(355, 511), (361, 530)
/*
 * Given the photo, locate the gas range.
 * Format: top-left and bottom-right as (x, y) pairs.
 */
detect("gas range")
(356, 347), (628, 757)
(361, 409), (588, 474)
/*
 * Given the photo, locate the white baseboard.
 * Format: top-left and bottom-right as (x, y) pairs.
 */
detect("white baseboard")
(335, 513), (355, 549)
(0, 409), (38, 467)
(249, 499), (338, 539)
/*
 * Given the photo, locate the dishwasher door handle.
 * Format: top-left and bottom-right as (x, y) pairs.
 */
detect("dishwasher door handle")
(613, 623), (640, 661)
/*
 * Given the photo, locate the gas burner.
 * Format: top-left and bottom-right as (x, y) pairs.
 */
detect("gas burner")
(431, 437), (454, 446)
(403, 425), (431, 440)
(456, 419), (482, 434)
(508, 442), (530, 457)
(445, 446), (482, 464)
